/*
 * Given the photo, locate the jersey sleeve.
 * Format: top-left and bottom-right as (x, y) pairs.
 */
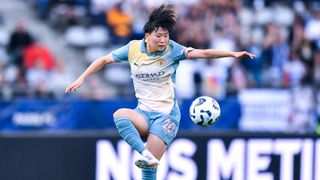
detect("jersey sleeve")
(111, 42), (130, 62)
(170, 40), (193, 62)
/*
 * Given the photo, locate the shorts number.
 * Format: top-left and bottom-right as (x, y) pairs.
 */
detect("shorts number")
(162, 119), (176, 134)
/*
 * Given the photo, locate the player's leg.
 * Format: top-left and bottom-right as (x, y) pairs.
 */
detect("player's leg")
(147, 116), (179, 159)
(136, 134), (167, 180)
(136, 116), (179, 180)
(137, 133), (168, 180)
(114, 108), (159, 168)
(146, 134), (167, 160)
(135, 133), (167, 167)
(113, 108), (149, 154)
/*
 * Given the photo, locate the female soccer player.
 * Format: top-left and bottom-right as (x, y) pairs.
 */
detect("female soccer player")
(65, 4), (255, 180)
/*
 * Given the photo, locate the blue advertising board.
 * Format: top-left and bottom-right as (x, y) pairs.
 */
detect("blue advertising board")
(0, 97), (240, 131)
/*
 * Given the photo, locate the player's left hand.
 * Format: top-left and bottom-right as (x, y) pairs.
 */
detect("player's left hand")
(233, 51), (256, 59)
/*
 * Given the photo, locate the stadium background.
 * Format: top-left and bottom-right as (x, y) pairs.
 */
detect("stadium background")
(0, 0), (319, 179)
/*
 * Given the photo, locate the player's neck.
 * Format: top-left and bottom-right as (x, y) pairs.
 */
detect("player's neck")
(146, 45), (156, 54)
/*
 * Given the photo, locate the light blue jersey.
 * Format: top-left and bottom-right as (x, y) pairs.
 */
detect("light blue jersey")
(112, 39), (189, 114)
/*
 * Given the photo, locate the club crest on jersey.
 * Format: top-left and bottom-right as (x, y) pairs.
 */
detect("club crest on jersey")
(157, 58), (165, 66)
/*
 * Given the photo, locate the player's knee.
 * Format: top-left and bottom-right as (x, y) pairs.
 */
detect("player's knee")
(113, 108), (129, 119)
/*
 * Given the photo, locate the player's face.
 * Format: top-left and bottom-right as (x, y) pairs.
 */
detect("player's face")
(145, 27), (169, 54)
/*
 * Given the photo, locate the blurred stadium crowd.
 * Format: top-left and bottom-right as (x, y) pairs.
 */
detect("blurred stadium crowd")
(0, 0), (319, 97)
(0, 0), (319, 123)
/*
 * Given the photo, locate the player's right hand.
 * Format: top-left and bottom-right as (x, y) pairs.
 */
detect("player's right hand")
(65, 78), (84, 93)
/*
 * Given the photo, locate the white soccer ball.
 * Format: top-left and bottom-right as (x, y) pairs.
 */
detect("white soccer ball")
(189, 96), (221, 126)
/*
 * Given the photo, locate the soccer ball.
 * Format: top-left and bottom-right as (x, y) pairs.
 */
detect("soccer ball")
(189, 96), (220, 126)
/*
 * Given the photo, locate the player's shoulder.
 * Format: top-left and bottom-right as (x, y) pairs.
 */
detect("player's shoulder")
(127, 39), (144, 59)
(129, 39), (142, 47)
(169, 39), (178, 47)
(168, 40), (186, 54)
(128, 39), (143, 52)
(169, 40), (185, 49)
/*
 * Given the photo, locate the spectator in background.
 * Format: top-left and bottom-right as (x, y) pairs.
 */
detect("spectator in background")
(26, 59), (54, 98)
(7, 20), (33, 68)
(227, 61), (248, 95)
(271, 28), (289, 75)
(22, 41), (56, 98)
(282, 50), (306, 88)
(9, 66), (28, 98)
(201, 59), (228, 99)
(48, 1), (87, 32)
(289, 74), (317, 133)
(125, 1), (149, 40)
(241, 34), (265, 87)
(262, 23), (283, 87)
(106, 2), (133, 44)
(289, 14), (305, 53)
(304, 7), (320, 41)
(314, 50), (320, 86)
(36, 0), (51, 19)
(23, 42), (56, 70)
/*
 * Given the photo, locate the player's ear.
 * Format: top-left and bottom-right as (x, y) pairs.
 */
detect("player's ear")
(145, 33), (150, 39)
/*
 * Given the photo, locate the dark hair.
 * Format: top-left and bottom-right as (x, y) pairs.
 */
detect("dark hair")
(143, 4), (176, 34)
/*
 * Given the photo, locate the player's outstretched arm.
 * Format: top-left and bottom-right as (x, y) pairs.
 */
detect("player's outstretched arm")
(187, 49), (256, 60)
(65, 54), (114, 93)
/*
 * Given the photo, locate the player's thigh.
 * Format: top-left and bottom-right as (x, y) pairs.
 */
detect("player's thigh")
(113, 108), (148, 136)
(146, 134), (167, 160)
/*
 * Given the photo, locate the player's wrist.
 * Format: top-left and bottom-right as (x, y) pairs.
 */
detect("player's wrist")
(77, 76), (85, 83)
(230, 52), (237, 58)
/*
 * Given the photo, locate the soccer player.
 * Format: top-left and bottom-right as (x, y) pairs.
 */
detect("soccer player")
(65, 4), (255, 180)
